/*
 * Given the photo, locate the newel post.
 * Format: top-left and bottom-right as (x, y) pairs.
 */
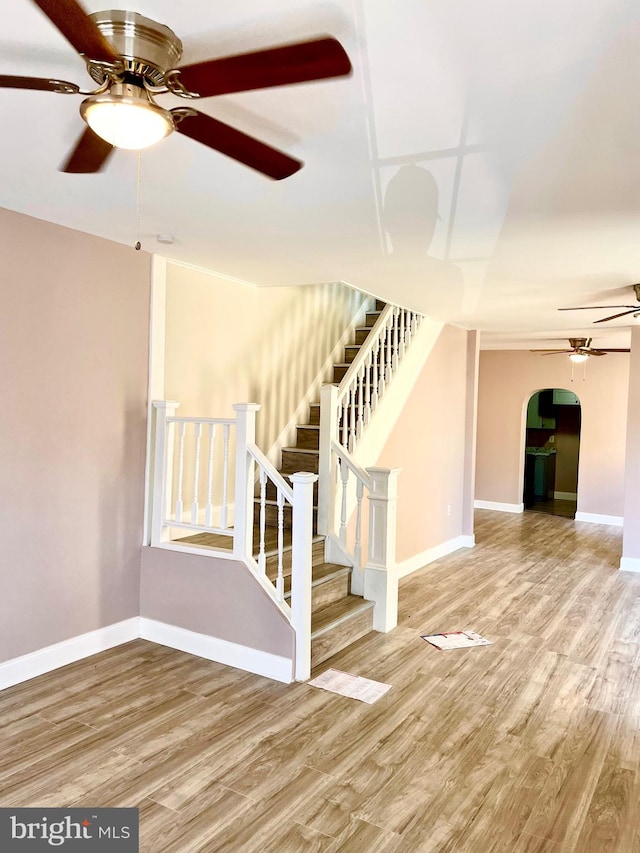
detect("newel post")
(290, 471), (318, 681)
(318, 383), (339, 536)
(363, 467), (401, 632)
(232, 403), (260, 561)
(151, 400), (180, 546)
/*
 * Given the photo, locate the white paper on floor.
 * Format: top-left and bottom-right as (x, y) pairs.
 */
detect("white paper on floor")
(308, 668), (392, 704)
(421, 630), (493, 651)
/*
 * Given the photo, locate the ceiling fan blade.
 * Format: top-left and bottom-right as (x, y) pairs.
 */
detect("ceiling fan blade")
(61, 127), (114, 173)
(558, 305), (637, 311)
(530, 350), (572, 354)
(175, 36), (351, 98)
(0, 74), (79, 94)
(593, 308), (640, 323)
(173, 109), (302, 180)
(597, 348), (632, 352)
(31, 0), (119, 63)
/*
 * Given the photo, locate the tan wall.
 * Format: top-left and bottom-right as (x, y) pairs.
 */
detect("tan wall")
(476, 350), (629, 515)
(0, 207), (150, 662)
(164, 263), (367, 451)
(374, 324), (470, 563)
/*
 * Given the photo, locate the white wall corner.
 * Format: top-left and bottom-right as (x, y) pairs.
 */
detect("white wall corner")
(620, 556), (640, 572)
(0, 618), (140, 691)
(474, 500), (524, 514)
(575, 512), (623, 527)
(139, 617), (294, 683)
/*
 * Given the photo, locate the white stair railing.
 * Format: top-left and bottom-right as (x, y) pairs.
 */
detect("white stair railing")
(151, 401), (316, 681)
(333, 304), (423, 455)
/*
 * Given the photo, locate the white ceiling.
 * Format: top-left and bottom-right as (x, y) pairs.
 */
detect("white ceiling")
(2, 0), (640, 351)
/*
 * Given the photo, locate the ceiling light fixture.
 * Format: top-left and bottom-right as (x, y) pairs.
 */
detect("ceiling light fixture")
(80, 83), (174, 150)
(569, 352), (589, 363)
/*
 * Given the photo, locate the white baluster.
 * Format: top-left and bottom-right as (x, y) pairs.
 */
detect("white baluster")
(349, 385), (357, 453)
(405, 310), (412, 348)
(221, 422), (230, 529)
(386, 315), (393, 383)
(354, 478), (364, 571)
(341, 397), (349, 448)
(276, 489), (285, 601)
(364, 351), (372, 425)
(374, 336), (382, 404)
(357, 365), (365, 443)
(175, 420), (186, 521)
(412, 311), (419, 338)
(339, 458), (349, 546)
(191, 422), (202, 525)
(205, 423), (215, 527)
(392, 307), (399, 371)
(258, 467), (267, 573)
(399, 309), (407, 359)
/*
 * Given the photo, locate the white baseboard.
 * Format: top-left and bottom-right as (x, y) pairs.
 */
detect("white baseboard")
(0, 618), (139, 691)
(554, 491), (577, 500)
(620, 556), (640, 572)
(139, 618), (293, 683)
(474, 500), (524, 514)
(396, 534), (475, 579)
(575, 512), (623, 527)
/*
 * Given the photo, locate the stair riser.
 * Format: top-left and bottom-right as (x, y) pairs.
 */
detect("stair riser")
(311, 573), (351, 611)
(281, 449), (319, 475)
(256, 501), (318, 531)
(265, 479), (318, 503)
(344, 347), (400, 364)
(355, 329), (372, 346)
(264, 540), (325, 576)
(296, 426), (320, 450)
(365, 311), (382, 326)
(308, 405), (320, 426)
(311, 607), (374, 669)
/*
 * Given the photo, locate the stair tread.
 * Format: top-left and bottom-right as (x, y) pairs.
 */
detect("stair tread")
(296, 424), (320, 430)
(311, 595), (375, 637)
(282, 446), (319, 455)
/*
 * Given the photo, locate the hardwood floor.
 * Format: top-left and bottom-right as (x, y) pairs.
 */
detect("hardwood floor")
(2, 510), (639, 851)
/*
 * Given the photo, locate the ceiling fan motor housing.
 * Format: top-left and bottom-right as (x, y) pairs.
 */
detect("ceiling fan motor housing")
(88, 10), (183, 85)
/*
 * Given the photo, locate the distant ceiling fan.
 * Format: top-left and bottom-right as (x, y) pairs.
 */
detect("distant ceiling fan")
(531, 337), (630, 362)
(558, 283), (640, 324)
(0, 0), (352, 178)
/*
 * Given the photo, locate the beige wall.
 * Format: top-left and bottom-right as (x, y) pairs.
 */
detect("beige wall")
(622, 326), (640, 560)
(0, 208), (151, 662)
(374, 324), (470, 563)
(164, 263), (367, 452)
(476, 350), (629, 515)
(140, 548), (294, 658)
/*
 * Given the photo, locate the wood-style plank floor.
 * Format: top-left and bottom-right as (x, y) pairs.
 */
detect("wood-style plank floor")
(2, 510), (639, 852)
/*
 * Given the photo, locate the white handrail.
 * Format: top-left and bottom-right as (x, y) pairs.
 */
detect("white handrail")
(336, 304), (395, 405)
(247, 443), (294, 504)
(331, 439), (370, 488)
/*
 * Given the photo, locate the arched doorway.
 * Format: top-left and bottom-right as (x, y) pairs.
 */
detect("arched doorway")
(523, 388), (582, 519)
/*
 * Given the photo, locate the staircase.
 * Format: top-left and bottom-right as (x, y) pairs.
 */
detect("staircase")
(257, 300), (386, 668)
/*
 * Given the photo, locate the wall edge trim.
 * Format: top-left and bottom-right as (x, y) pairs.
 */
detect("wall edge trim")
(0, 618), (139, 691)
(139, 618), (294, 683)
(620, 556), (640, 572)
(575, 511), (623, 527)
(396, 534), (474, 579)
(474, 500), (524, 513)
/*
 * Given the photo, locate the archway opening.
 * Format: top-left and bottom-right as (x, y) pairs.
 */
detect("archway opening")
(523, 388), (582, 519)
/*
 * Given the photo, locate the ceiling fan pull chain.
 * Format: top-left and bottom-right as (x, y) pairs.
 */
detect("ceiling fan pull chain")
(135, 151), (142, 251)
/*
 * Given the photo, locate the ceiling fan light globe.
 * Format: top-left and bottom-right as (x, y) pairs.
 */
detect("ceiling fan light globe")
(569, 353), (589, 363)
(80, 93), (173, 150)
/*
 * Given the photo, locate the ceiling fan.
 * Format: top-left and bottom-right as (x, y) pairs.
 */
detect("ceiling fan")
(0, 0), (352, 179)
(558, 283), (640, 324)
(531, 337), (630, 362)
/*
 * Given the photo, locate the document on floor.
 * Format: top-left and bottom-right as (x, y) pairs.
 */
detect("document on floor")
(308, 668), (392, 704)
(421, 630), (493, 651)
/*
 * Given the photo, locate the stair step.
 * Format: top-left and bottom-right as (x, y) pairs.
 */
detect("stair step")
(308, 403), (320, 425)
(265, 477), (318, 503)
(296, 424), (320, 450)
(365, 310), (382, 327)
(281, 446), (319, 475)
(264, 538), (324, 576)
(282, 563), (351, 611)
(355, 327), (372, 346)
(311, 596), (375, 668)
(254, 498), (318, 530)
(375, 299), (386, 311)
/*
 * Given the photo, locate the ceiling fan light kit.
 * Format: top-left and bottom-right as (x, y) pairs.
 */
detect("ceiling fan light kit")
(5, 2), (352, 177)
